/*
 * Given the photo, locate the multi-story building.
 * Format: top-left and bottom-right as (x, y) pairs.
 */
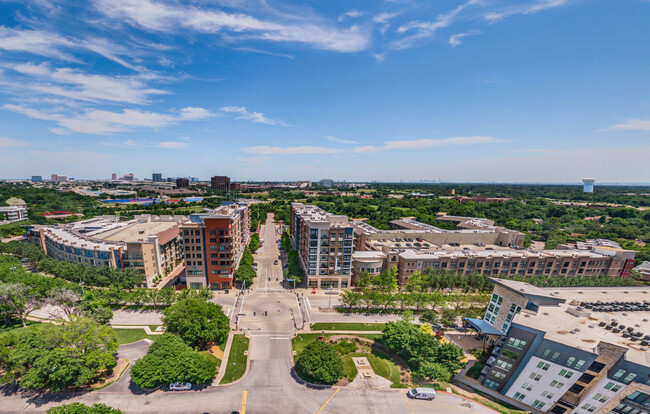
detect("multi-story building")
(211, 176), (230, 191)
(179, 202), (250, 290)
(319, 179), (334, 188)
(176, 178), (189, 188)
(111, 173), (118, 180)
(122, 173), (134, 181)
(26, 215), (185, 287)
(464, 278), (650, 414)
(350, 216), (635, 286)
(289, 203), (354, 289)
(31, 176), (42, 183)
(51, 174), (67, 182)
(0, 206), (28, 222)
(152, 173), (163, 182)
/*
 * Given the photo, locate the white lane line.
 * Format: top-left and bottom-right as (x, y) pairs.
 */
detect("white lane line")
(270, 336), (291, 340)
(305, 299), (312, 326)
(305, 297), (312, 310)
(226, 308), (231, 318)
(295, 295), (303, 322)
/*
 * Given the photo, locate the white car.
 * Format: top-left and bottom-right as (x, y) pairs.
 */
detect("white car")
(407, 387), (436, 400)
(169, 382), (192, 391)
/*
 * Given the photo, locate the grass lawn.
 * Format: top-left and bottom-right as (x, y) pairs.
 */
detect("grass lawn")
(112, 328), (154, 345)
(0, 319), (39, 334)
(292, 333), (383, 361)
(220, 335), (249, 384)
(199, 350), (221, 368)
(342, 355), (358, 381)
(341, 351), (405, 388)
(310, 322), (386, 331)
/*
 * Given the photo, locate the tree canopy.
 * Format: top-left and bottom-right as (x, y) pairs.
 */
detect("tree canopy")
(161, 298), (229, 349)
(295, 340), (343, 385)
(47, 403), (122, 414)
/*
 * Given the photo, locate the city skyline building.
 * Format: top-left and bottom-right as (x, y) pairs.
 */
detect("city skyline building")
(211, 176), (231, 192)
(31, 176), (42, 183)
(583, 178), (596, 193)
(152, 173), (163, 182)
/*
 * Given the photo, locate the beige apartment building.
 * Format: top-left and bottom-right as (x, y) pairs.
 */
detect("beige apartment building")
(289, 203), (354, 288)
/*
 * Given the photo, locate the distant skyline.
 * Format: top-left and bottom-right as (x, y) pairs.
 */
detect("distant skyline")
(0, 0), (649, 182)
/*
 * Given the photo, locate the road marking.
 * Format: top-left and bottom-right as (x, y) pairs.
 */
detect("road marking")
(402, 392), (414, 414)
(315, 388), (339, 414)
(295, 295), (303, 322)
(269, 336), (291, 340)
(226, 308), (231, 318)
(240, 390), (247, 414)
(305, 297), (312, 310)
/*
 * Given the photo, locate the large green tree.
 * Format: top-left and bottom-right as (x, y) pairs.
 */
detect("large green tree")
(162, 298), (229, 349)
(130, 334), (218, 389)
(295, 341), (343, 385)
(0, 317), (118, 390)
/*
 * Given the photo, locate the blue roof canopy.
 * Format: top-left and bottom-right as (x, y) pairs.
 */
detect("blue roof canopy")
(464, 317), (503, 336)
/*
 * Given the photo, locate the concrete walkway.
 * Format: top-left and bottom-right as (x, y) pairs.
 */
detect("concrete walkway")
(111, 325), (165, 335)
(214, 332), (235, 385)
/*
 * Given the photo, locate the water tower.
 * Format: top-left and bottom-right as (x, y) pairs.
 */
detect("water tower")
(583, 178), (595, 193)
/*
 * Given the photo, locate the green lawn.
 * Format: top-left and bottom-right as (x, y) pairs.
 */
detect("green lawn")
(199, 350), (222, 368)
(0, 319), (39, 334)
(112, 328), (154, 345)
(342, 355), (358, 381)
(220, 335), (249, 384)
(310, 323), (386, 331)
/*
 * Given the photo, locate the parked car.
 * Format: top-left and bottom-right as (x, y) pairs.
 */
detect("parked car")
(169, 382), (192, 391)
(407, 387), (436, 400)
(274, 260), (278, 265)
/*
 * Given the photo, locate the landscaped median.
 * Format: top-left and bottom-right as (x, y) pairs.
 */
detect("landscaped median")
(219, 334), (250, 384)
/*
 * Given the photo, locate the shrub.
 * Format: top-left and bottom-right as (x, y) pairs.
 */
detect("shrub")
(333, 340), (357, 355)
(295, 341), (343, 384)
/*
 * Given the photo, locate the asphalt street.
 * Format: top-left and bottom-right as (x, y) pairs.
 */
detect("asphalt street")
(0, 215), (496, 414)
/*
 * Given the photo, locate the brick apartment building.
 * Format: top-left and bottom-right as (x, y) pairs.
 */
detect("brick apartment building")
(180, 202), (250, 290)
(211, 176), (231, 191)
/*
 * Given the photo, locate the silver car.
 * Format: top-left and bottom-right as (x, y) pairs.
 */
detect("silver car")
(169, 382), (192, 391)
(407, 387), (436, 400)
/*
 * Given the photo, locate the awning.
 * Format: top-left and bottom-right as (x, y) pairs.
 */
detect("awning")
(463, 317), (503, 336)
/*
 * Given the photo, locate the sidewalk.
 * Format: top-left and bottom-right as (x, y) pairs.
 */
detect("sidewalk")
(214, 332), (235, 385)
(111, 325), (165, 335)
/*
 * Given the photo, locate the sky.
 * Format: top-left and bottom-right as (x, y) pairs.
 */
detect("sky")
(0, 0), (648, 183)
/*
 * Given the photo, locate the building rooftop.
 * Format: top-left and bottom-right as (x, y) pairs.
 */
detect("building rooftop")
(513, 286), (650, 366)
(396, 247), (606, 261)
(99, 221), (180, 243)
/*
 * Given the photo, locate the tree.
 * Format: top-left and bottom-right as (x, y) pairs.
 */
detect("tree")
(338, 290), (362, 311)
(0, 283), (41, 327)
(295, 341), (343, 384)
(414, 361), (451, 383)
(441, 309), (458, 326)
(355, 271), (371, 288)
(82, 303), (113, 325)
(0, 317), (118, 390)
(371, 266), (398, 292)
(130, 334), (218, 389)
(47, 403), (122, 414)
(47, 288), (80, 320)
(162, 298), (229, 349)
(248, 233), (260, 252)
(419, 309), (438, 325)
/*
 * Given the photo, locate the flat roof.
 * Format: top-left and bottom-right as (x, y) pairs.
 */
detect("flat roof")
(490, 277), (564, 301)
(99, 221), (180, 243)
(514, 286), (650, 366)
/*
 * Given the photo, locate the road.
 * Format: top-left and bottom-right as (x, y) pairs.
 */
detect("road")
(0, 214), (496, 414)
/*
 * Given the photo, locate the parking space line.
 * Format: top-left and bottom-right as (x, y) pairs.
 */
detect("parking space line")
(241, 390), (247, 414)
(402, 392), (414, 414)
(315, 388), (339, 414)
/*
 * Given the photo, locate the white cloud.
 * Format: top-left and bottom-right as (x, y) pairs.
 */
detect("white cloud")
(485, 0), (571, 23)
(221, 106), (287, 126)
(448, 30), (480, 47)
(179, 107), (213, 120)
(338, 10), (365, 22)
(607, 119), (650, 131)
(159, 141), (188, 149)
(93, 0), (371, 53)
(325, 135), (359, 145)
(5, 63), (168, 104)
(373, 12), (401, 24)
(0, 137), (26, 147)
(243, 145), (341, 155)
(354, 136), (499, 153)
(2, 104), (212, 134)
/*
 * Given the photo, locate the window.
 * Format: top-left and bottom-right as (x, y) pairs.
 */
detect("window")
(550, 351), (561, 362)
(574, 359), (586, 370)
(604, 382), (622, 393)
(484, 380), (499, 390)
(513, 392), (525, 401)
(507, 338), (527, 350)
(550, 380), (564, 389)
(531, 400), (545, 409)
(491, 371), (507, 380)
(622, 372), (637, 383)
(559, 369), (573, 378)
(521, 383), (533, 391)
(537, 361), (551, 371)
(580, 403), (597, 413)
(529, 373), (542, 381)
(502, 350), (519, 360)
(592, 393), (608, 403)
(495, 360), (513, 371)
(612, 369), (625, 380)
(541, 390), (554, 399)
(542, 349), (552, 359)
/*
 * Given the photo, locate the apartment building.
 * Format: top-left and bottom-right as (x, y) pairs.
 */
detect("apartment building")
(176, 178), (189, 188)
(179, 202), (250, 290)
(464, 279), (650, 414)
(289, 203), (354, 289)
(26, 215), (185, 287)
(0, 206), (28, 222)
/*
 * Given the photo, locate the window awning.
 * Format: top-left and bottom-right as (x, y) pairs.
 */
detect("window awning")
(463, 317), (503, 336)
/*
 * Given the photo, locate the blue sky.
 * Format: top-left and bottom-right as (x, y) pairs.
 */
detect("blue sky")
(0, 0), (648, 183)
